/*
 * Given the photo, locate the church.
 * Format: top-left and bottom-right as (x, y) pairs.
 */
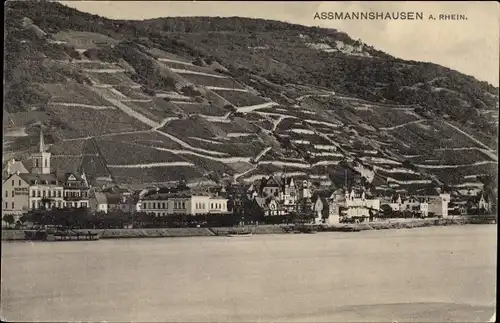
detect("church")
(2, 128), (91, 218)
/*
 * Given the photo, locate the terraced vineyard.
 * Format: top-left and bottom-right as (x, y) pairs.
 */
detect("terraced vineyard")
(3, 1), (498, 193)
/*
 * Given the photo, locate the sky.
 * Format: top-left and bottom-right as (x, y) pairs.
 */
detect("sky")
(60, 1), (499, 87)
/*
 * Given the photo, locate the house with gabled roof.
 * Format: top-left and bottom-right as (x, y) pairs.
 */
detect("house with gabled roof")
(254, 195), (286, 216)
(466, 192), (491, 213)
(2, 128), (90, 216)
(257, 175), (298, 212)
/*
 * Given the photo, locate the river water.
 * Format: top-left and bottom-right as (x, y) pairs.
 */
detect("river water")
(1, 225), (497, 322)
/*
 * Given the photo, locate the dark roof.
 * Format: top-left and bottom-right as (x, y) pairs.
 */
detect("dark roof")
(312, 190), (332, 199)
(225, 185), (247, 195)
(142, 192), (193, 200)
(105, 193), (122, 205)
(142, 186), (190, 198)
(14, 171), (89, 187)
(264, 176), (282, 188)
(22, 159), (33, 170)
(19, 173), (59, 185)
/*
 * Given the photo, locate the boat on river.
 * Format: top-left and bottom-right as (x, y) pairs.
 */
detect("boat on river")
(226, 230), (253, 237)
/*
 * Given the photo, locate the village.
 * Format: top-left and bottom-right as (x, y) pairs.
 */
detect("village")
(1, 129), (495, 229)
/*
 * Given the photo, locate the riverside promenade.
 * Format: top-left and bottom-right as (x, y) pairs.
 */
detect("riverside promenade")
(2, 217), (494, 241)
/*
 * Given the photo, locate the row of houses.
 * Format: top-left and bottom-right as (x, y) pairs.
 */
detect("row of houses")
(245, 175), (452, 225)
(2, 130), (91, 216)
(2, 129), (490, 225)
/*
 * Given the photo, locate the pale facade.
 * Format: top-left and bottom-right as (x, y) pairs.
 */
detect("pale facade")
(383, 195), (430, 217)
(30, 128), (51, 175)
(2, 158), (29, 179)
(419, 202), (429, 217)
(29, 178), (64, 210)
(312, 194), (341, 225)
(90, 192), (109, 213)
(343, 189), (380, 219)
(257, 176), (298, 215)
(428, 194), (451, 218)
(298, 180), (312, 200)
(281, 178), (297, 206)
(140, 194), (229, 216)
(267, 199), (286, 216)
(209, 197), (228, 214)
(313, 198), (325, 224)
(2, 173), (30, 216)
(478, 194), (490, 211)
(1, 128), (90, 215)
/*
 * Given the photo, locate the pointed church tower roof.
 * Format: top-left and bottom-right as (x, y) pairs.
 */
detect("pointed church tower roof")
(39, 127), (45, 153)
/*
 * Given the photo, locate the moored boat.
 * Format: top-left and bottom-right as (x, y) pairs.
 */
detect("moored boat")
(226, 230), (253, 237)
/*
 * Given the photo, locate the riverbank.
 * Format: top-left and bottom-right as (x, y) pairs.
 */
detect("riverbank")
(2, 225), (496, 322)
(1, 217), (495, 241)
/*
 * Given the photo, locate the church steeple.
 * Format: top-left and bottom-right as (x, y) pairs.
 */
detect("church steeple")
(39, 127), (45, 153)
(31, 127), (51, 175)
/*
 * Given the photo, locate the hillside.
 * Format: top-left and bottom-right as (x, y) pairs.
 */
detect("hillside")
(3, 1), (498, 195)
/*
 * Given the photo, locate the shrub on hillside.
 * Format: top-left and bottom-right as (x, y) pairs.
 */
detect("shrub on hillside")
(180, 85), (202, 97)
(192, 57), (204, 66)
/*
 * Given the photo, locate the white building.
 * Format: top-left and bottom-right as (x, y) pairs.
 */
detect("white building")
(311, 192), (341, 225)
(2, 128), (90, 218)
(343, 188), (380, 220)
(427, 193), (451, 218)
(139, 192), (228, 217)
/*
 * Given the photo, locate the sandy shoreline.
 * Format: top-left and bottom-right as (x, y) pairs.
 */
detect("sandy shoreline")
(2, 217), (495, 241)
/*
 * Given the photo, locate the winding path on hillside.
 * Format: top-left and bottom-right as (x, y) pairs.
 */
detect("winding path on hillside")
(379, 119), (425, 131)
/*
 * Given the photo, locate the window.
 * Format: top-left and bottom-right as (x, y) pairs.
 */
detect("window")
(18, 180), (21, 186)
(37, 190), (41, 197)
(11, 180), (14, 186)
(5, 202), (7, 209)
(57, 201), (61, 208)
(211, 203), (213, 209)
(11, 191), (14, 198)
(44, 159), (47, 168)
(58, 191), (61, 198)
(32, 201), (36, 209)
(12, 202), (14, 209)
(81, 202), (87, 208)
(153, 202), (156, 209)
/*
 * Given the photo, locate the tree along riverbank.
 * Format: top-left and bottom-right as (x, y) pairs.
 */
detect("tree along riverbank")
(2, 217), (495, 241)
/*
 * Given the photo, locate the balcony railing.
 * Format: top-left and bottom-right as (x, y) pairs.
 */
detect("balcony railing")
(64, 196), (88, 201)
